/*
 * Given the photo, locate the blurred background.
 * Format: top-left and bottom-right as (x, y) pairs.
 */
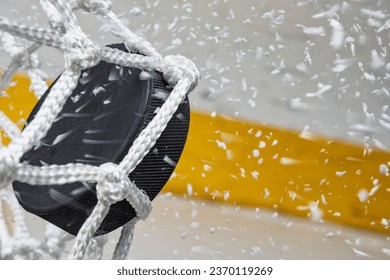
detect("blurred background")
(1, 0), (389, 259)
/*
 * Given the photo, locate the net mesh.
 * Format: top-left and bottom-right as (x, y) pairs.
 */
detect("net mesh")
(0, 0), (199, 260)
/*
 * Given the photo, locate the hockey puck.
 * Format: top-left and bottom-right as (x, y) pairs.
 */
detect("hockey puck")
(13, 43), (190, 236)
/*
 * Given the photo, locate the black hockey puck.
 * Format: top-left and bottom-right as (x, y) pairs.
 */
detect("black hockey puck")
(13, 43), (190, 236)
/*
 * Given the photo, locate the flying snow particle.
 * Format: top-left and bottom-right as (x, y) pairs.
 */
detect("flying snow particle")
(228, 9), (235, 20)
(336, 171), (347, 177)
(152, 90), (169, 101)
(108, 67), (120, 81)
(377, 20), (390, 33)
(70, 95), (81, 103)
(139, 71), (152, 80)
(363, 72), (376, 82)
(352, 248), (372, 258)
(331, 58), (354, 73)
(226, 150), (234, 160)
(306, 83), (332, 98)
(190, 222), (201, 229)
(309, 202), (323, 221)
(280, 157), (303, 165)
(163, 155), (177, 167)
(255, 47), (268, 60)
(223, 191), (230, 201)
(289, 98), (307, 111)
(312, 4), (340, 19)
(344, 36), (356, 56)
(380, 218), (389, 228)
(264, 188), (270, 199)
(297, 25), (326, 36)
(357, 189), (369, 202)
(251, 171), (259, 180)
(369, 185), (380, 197)
(240, 168), (246, 178)
(129, 7), (142, 17)
(51, 130), (73, 145)
(92, 86), (105, 95)
(241, 78), (248, 91)
(187, 183), (193, 196)
(329, 18), (345, 49)
(360, 8), (386, 19)
(321, 194), (327, 205)
(296, 62), (308, 73)
(216, 140), (227, 150)
(203, 164), (212, 172)
(379, 164), (389, 176)
(370, 50), (385, 70)
(171, 38), (182, 46)
(259, 141), (266, 149)
(247, 99), (256, 108)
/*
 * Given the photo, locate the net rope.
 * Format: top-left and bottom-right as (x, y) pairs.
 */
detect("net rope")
(0, 0), (199, 260)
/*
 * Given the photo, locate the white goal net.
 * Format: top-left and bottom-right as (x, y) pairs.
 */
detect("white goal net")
(0, 0), (199, 260)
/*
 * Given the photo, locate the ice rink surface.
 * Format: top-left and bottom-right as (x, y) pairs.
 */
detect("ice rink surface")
(1, 0), (389, 259)
(22, 194), (389, 259)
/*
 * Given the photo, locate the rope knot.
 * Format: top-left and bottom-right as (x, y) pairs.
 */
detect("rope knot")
(96, 163), (152, 220)
(78, 0), (112, 15)
(0, 147), (18, 189)
(162, 55), (200, 91)
(63, 29), (101, 70)
(96, 163), (130, 205)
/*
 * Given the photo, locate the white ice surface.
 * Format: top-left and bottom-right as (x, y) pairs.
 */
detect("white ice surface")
(23, 194), (390, 259)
